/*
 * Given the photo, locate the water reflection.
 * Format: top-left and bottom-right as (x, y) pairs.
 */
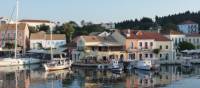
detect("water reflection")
(0, 65), (199, 88)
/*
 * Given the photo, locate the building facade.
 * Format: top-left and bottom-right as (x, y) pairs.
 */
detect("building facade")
(30, 31), (66, 49)
(73, 35), (124, 61)
(121, 30), (173, 61)
(177, 20), (199, 34)
(0, 23), (29, 52)
(186, 34), (200, 49)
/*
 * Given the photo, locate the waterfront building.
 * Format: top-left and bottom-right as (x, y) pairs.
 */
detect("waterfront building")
(30, 31), (66, 49)
(121, 30), (172, 61)
(185, 34), (200, 49)
(74, 35), (124, 62)
(163, 30), (186, 49)
(177, 20), (199, 34)
(0, 23), (29, 53)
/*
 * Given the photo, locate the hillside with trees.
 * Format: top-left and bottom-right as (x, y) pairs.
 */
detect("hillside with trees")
(115, 11), (200, 32)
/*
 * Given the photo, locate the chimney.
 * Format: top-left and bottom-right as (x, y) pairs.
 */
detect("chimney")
(158, 26), (162, 33)
(126, 29), (131, 37)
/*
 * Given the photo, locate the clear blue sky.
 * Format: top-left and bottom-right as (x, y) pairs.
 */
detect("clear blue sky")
(1, 0), (200, 24)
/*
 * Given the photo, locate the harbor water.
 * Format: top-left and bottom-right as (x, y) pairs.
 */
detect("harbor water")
(0, 64), (200, 88)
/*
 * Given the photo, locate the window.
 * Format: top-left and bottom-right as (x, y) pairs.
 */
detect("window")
(145, 54), (148, 58)
(150, 54), (153, 58)
(139, 42), (142, 46)
(131, 42), (134, 49)
(160, 45), (162, 49)
(7, 33), (10, 38)
(166, 45), (168, 49)
(144, 42), (148, 49)
(197, 38), (199, 43)
(139, 54), (142, 60)
(189, 39), (191, 42)
(129, 54), (135, 60)
(150, 42), (153, 46)
(160, 54), (162, 58)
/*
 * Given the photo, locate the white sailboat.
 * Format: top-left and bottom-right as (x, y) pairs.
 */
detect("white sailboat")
(0, 0), (41, 66)
(43, 22), (72, 71)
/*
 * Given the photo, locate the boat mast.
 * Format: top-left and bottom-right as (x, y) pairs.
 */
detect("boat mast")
(50, 23), (53, 60)
(14, 0), (19, 58)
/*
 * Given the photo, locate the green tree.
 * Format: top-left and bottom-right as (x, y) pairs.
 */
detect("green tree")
(177, 41), (195, 52)
(162, 22), (178, 30)
(63, 22), (75, 43)
(37, 24), (50, 32)
(28, 26), (38, 33)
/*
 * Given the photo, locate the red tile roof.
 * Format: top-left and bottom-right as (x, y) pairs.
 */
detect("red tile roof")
(0, 23), (27, 31)
(122, 30), (170, 41)
(179, 20), (197, 24)
(186, 33), (200, 37)
(82, 36), (102, 42)
(30, 31), (65, 40)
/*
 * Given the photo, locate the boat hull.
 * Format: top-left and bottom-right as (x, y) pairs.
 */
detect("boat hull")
(43, 64), (70, 71)
(0, 58), (41, 66)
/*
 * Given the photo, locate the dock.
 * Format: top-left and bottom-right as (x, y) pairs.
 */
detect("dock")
(159, 59), (200, 65)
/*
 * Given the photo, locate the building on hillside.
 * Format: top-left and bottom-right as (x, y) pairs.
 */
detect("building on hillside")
(100, 22), (115, 29)
(89, 31), (110, 37)
(177, 20), (199, 34)
(30, 31), (66, 49)
(0, 23), (29, 53)
(121, 30), (173, 61)
(73, 35), (125, 62)
(19, 19), (56, 27)
(185, 34), (200, 49)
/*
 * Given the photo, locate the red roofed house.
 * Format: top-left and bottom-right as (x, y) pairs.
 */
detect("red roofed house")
(0, 23), (30, 53)
(74, 35), (124, 62)
(121, 29), (173, 61)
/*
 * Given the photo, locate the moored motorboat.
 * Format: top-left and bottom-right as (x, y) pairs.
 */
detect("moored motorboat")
(43, 58), (72, 71)
(135, 60), (152, 70)
(110, 59), (123, 73)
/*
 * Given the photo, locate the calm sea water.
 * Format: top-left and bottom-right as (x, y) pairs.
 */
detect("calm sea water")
(0, 64), (200, 88)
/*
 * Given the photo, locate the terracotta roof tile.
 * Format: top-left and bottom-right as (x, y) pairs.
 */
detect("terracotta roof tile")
(82, 36), (102, 42)
(186, 33), (200, 37)
(46, 34), (65, 40)
(30, 31), (65, 40)
(122, 30), (170, 41)
(0, 23), (27, 31)
(30, 31), (45, 40)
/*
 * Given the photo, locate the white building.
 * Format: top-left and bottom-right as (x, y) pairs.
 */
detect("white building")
(100, 22), (115, 29)
(177, 20), (199, 34)
(186, 34), (200, 49)
(89, 31), (110, 37)
(19, 19), (56, 28)
(30, 31), (66, 49)
(163, 30), (186, 48)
